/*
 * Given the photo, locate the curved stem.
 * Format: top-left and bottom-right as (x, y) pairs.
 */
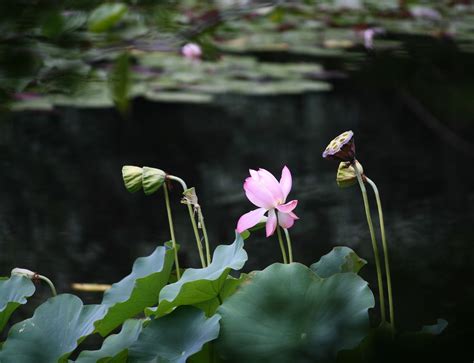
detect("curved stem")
(353, 163), (387, 323)
(198, 208), (212, 266)
(37, 275), (57, 296)
(167, 175), (206, 268)
(283, 228), (294, 263)
(164, 184), (181, 279)
(275, 218), (288, 264)
(366, 176), (395, 330)
(167, 175), (188, 191)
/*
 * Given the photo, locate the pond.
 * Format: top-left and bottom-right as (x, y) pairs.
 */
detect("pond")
(1, 60), (473, 359)
(1, 2), (474, 359)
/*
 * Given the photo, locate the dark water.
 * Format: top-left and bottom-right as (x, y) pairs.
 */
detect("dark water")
(1, 51), (474, 358)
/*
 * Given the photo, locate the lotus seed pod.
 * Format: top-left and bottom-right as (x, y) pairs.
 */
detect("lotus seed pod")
(11, 268), (36, 279)
(322, 130), (356, 162)
(122, 165), (144, 193)
(336, 160), (364, 188)
(142, 167), (166, 195)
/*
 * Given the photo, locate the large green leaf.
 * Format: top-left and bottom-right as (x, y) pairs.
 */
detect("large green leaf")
(75, 319), (143, 363)
(149, 234), (247, 317)
(192, 274), (250, 317)
(188, 343), (222, 363)
(310, 246), (367, 278)
(0, 275), (35, 332)
(217, 263), (374, 363)
(88, 3), (127, 33)
(94, 245), (175, 336)
(128, 306), (221, 363)
(0, 294), (106, 363)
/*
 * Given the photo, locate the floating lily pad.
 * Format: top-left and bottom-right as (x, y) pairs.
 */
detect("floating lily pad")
(128, 306), (221, 363)
(94, 245), (175, 336)
(88, 3), (128, 33)
(0, 294), (107, 363)
(75, 319), (143, 363)
(149, 233), (247, 317)
(217, 263), (374, 363)
(0, 275), (36, 332)
(310, 246), (367, 278)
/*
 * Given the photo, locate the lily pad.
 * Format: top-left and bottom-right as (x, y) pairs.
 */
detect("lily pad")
(94, 245), (175, 336)
(88, 3), (127, 33)
(217, 263), (374, 363)
(75, 319), (143, 363)
(149, 233), (247, 317)
(310, 246), (367, 278)
(0, 275), (36, 332)
(128, 306), (221, 363)
(0, 294), (107, 363)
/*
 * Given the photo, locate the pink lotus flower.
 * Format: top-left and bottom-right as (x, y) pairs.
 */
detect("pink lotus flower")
(237, 166), (298, 237)
(181, 43), (202, 60)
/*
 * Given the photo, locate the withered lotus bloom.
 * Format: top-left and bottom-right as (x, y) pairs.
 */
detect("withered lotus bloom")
(322, 130), (355, 162)
(337, 160), (364, 188)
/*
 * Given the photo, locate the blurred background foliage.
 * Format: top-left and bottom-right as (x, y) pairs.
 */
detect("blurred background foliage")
(1, 0), (474, 112)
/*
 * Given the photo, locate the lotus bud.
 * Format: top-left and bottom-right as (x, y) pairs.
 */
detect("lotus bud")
(142, 167), (166, 195)
(336, 160), (364, 188)
(122, 165), (144, 193)
(11, 267), (36, 279)
(322, 130), (356, 162)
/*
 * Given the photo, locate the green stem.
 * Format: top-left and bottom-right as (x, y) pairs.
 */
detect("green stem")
(37, 275), (57, 296)
(283, 228), (294, 263)
(275, 219), (288, 264)
(353, 163), (387, 323)
(164, 184), (181, 279)
(198, 208), (212, 266)
(167, 175), (206, 268)
(366, 176), (395, 331)
(186, 204), (206, 268)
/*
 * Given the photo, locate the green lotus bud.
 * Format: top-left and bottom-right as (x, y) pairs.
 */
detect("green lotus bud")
(122, 165), (144, 193)
(336, 161), (364, 188)
(142, 166), (166, 195)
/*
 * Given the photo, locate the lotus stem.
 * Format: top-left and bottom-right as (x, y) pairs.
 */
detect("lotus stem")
(163, 183), (181, 279)
(197, 208), (212, 266)
(275, 218), (288, 264)
(167, 175), (206, 268)
(37, 275), (57, 296)
(353, 163), (387, 323)
(283, 228), (294, 263)
(365, 176), (395, 331)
